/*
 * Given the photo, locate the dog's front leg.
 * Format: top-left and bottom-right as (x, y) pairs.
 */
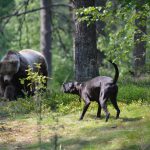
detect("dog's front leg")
(79, 96), (91, 120)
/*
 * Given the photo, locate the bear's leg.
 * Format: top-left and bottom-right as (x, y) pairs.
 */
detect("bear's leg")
(4, 85), (16, 101)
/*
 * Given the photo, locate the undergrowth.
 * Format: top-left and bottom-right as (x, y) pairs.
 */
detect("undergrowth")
(0, 75), (149, 150)
(0, 75), (149, 119)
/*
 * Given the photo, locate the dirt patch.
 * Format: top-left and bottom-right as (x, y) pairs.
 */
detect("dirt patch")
(0, 118), (53, 149)
(0, 116), (69, 149)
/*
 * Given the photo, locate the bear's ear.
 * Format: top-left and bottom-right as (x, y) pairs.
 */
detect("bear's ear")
(7, 50), (17, 55)
(0, 61), (19, 74)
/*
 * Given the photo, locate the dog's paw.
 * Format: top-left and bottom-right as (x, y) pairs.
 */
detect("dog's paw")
(105, 113), (110, 122)
(79, 118), (83, 121)
(95, 116), (101, 120)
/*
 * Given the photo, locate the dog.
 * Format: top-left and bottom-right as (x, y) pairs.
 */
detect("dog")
(62, 61), (120, 122)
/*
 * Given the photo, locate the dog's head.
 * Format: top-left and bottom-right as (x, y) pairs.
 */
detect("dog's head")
(62, 81), (81, 94)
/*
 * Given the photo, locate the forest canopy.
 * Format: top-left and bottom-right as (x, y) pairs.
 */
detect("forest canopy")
(0, 0), (150, 86)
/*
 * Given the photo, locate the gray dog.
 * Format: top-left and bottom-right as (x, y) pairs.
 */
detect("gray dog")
(62, 61), (120, 122)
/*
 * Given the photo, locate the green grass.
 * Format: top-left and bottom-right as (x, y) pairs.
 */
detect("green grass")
(0, 76), (150, 149)
(0, 102), (150, 150)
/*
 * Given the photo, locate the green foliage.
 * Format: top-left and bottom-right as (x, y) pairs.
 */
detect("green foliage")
(0, 0), (15, 17)
(76, 1), (150, 73)
(6, 0), (40, 50)
(0, 75), (149, 150)
(0, 0), (73, 86)
(118, 84), (150, 103)
(0, 62), (76, 118)
(0, 98), (34, 117)
(118, 76), (150, 103)
(0, 92), (79, 118)
(18, 63), (77, 116)
(0, 75), (149, 119)
(43, 91), (80, 114)
(20, 63), (47, 93)
(52, 54), (74, 90)
(0, 0), (15, 58)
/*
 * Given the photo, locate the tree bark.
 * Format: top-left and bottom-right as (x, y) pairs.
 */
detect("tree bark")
(40, 0), (52, 77)
(133, 1), (147, 75)
(74, 0), (99, 82)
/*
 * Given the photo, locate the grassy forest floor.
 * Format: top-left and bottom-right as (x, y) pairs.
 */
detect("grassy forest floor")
(0, 76), (150, 150)
(0, 102), (150, 150)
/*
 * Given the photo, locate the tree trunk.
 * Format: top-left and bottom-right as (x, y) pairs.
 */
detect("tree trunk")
(40, 0), (52, 77)
(74, 0), (99, 82)
(133, 2), (147, 75)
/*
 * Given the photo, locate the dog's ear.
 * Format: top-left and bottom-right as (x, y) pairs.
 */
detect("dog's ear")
(74, 81), (82, 88)
(74, 82), (82, 91)
(73, 81), (78, 86)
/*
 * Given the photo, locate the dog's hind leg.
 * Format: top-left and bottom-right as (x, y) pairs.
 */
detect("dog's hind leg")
(110, 97), (120, 119)
(100, 92), (110, 122)
(101, 101), (110, 122)
(79, 96), (91, 120)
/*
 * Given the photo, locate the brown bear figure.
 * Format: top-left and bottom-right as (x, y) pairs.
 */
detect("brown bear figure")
(0, 49), (48, 100)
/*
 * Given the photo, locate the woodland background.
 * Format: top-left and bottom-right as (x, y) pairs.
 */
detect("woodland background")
(0, 0), (150, 149)
(0, 0), (150, 86)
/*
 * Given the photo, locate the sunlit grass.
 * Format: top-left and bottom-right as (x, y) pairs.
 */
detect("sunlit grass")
(0, 101), (150, 150)
(0, 76), (150, 149)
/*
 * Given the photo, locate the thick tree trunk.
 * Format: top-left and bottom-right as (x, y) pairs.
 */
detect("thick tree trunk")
(74, 0), (99, 82)
(40, 0), (52, 77)
(133, 2), (147, 75)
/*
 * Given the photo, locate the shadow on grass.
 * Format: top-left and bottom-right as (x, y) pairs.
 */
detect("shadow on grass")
(83, 113), (143, 123)
(121, 143), (150, 150)
(121, 117), (142, 122)
(1, 116), (149, 150)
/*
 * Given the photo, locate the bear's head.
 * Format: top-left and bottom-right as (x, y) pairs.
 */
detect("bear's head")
(0, 51), (20, 84)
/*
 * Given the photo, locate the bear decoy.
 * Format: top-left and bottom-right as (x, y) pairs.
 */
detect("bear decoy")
(0, 49), (48, 100)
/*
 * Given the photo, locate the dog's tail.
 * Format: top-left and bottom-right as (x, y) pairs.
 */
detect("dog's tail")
(109, 60), (119, 84)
